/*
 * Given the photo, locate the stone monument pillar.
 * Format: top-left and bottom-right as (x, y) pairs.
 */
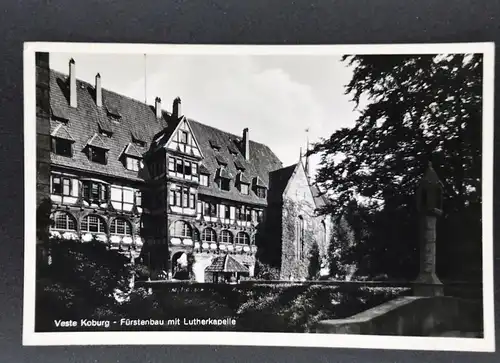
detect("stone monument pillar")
(412, 162), (444, 296)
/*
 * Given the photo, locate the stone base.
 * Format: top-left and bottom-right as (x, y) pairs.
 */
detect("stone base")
(412, 272), (444, 296)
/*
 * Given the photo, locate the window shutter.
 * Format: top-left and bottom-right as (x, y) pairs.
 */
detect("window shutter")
(197, 201), (202, 213)
(230, 206), (235, 220)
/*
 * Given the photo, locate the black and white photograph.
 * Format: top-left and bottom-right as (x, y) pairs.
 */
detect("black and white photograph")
(23, 42), (495, 351)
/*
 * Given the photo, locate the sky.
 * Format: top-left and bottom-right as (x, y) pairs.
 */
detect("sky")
(50, 52), (361, 181)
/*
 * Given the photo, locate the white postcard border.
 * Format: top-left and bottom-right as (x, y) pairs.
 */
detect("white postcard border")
(23, 42), (496, 352)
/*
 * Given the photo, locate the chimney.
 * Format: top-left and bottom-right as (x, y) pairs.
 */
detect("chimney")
(155, 97), (162, 118)
(69, 58), (77, 108)
(173, 97), (182, 119)
(242, 128), (250, 160)
(95, 73), (102, 107)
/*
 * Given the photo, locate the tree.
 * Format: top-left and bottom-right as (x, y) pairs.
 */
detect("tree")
(36, 237), (134, 331)
(307, 242), (321, 280)
(311, 54), (483, 280)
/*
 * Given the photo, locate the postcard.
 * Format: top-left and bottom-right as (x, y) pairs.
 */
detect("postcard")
(23, 42), (495, 351)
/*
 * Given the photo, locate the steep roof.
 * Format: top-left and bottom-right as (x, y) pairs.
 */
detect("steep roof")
(268, 164), (297, 204)
(205, 254), (249, 273)
(49, 69), (165, 182)
(268, 162), (329, 209)
(48, 68), (284, 202)
(181, 120), (283, 206)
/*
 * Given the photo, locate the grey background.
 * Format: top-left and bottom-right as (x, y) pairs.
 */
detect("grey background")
(0, 0), (498, 361)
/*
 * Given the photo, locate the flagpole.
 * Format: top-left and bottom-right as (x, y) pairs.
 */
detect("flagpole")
(144, 53), (147, 104)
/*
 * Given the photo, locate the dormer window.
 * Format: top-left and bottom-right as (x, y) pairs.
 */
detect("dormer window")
(132, 136), (146, 148)
(100, 130), (112, 138)
(89, 147), (107, 164)
(52, 138), (73, 157)
(105, 103), (122, 120)
(209, 139), (221, 151)
(50, 124), (75, 157)
(50, 105), (69, 123)
(215, 154), (228, 166)
(234, 159), (246, 171)
(121, 143), (142, 171)
(252, 176), (267, 198)
(216, 167), (232, 191)
(98, 120), (113, 138)
(219, 178), (230, 192)
(228, 144), (238, 156)
(240, 184), (249, 195)
(125, 157), (140, 171)
(255, 187), (266, 199)
(236, 171), (250, 195)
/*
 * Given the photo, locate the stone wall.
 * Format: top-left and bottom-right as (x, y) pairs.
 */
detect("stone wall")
(315, 295), (483, 336)
(280, 164), (324, 280)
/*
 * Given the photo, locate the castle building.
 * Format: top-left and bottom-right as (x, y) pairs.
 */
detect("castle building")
(36, 55), (331, 282)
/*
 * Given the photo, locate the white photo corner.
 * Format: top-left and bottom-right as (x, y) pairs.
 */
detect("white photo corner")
(23, 42), (495, 352)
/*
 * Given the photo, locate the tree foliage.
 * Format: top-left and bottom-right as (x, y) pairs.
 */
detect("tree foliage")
(311, 54), (483, 280)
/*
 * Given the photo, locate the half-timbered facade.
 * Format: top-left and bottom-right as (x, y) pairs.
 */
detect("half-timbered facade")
(38, 56), (331, 282)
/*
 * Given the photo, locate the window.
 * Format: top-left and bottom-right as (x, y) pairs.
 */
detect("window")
(193, 228), (200, 241)
(257, 210), (264, 223)
(169, 156), (198, 180)
(296, 216), (305, 259)
(219, 230), (233, 244)
(51, 176), (62, 194)
(255, 187), (266, 198)
(240, 184), (249, 195)
(182, 188), (189, 207)
(236, 232), (250, 245)
(184, 161), (192, 176)
(83, 181), (108, 203)
(53, 212), (76, 230)
(203, 202), (217, 217)
(172, 221), (192, 238)
(135, 191), (142, 206)
(169, 187), (196, 209)
(51, 138), (72, 157)
(180, 130), (189, 144)
(110, 218), (132, 235)
(202, 228), (217, 242)
(224, 205), (231, 219)
(132, 136), (146, 147)
(125, 157), (140, 171)
(321, 220), (327, 246)
(219, 178), (230, 191)
(51, 175), (77, 196)
(81, 215), (106, 233)
(200, 174), (209, 186)
(89, 147), (107, 165)
(168, 158), (175, 172)
(110, 185), (135, 210)
(175, 159), (183, 173)
(236, 206), (252, 222)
